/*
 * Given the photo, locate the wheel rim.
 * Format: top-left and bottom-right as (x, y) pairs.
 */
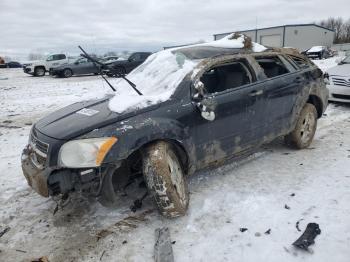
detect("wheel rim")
(166, 153), (187, 206)
(300, 112), (315, 144)
(64, 70), (72, 77)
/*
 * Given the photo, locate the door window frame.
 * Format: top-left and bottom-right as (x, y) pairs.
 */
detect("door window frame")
(191, 55), (259, 99)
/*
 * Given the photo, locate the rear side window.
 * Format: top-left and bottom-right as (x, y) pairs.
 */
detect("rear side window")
(255, 56), (290, 78)
(200, 60), (253, 94)
(288, 55), (310, 69)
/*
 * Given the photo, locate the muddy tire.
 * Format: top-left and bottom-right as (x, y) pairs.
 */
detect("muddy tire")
(143, 141), (189, 218)
(285, 103), (317, 149)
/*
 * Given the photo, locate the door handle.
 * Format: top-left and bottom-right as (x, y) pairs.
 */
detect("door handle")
(249, 90), (264, 97)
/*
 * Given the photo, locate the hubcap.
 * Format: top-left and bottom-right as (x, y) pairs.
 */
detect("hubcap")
(64, 70), (72, 77)
(300, 112), (315, 144)
(37, 68), (44, 76)
(166, 154), (186, 206)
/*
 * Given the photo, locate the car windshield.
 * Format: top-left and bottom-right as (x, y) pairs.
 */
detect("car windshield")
(108, 49), (199, 113)
(342, 56), (350, 64)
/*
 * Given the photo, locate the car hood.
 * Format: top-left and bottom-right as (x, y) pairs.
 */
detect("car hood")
(35, 96), (159, 140)
(327, 64), (350, 77)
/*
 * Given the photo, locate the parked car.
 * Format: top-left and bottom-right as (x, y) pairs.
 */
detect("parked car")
(105, 52), (152, 76)
(23, 54), (69, 76)
(6, 61), (23, 68)
(304, 46), (332, 60)
(325, 55), (350, 103)
(51, 57), (100, 78)
(21, 35), (328, 218)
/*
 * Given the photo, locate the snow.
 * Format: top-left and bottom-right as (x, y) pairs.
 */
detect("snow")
(1, 65), (350, 262)
(108, 50), (198, 113)
(108, 33), (266, 114)
(307, 46), (324, 53)
(311, 55), (344, 73)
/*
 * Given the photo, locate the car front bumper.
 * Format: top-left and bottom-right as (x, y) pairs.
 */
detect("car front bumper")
(327, 84), (350, 103)
(23, 67), (34, 75)
(21, 145), (51, 197)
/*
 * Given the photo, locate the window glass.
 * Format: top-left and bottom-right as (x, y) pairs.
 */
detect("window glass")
(200, 61), (253, 94)
(46, 55), (53, 61)
(255, 56), (290, 78)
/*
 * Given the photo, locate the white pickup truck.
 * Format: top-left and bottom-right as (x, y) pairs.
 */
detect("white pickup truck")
(23, 54), (69, 76)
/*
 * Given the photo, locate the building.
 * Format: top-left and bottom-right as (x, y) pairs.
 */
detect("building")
(214, 24), (335, 51)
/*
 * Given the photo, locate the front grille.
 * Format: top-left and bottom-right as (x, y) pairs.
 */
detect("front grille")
(331, 77), (350, 87)
(332, 94), (350, 100)
(29, 133), (49, 167)
(30, 133), (49, 155)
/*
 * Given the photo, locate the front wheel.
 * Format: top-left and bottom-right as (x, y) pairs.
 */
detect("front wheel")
(285, 103), (318, 149)
(143, 141), (189, 218)
(34, 67), (45, 77)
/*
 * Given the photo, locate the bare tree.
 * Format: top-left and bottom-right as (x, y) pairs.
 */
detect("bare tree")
(317, 17), (350, 44)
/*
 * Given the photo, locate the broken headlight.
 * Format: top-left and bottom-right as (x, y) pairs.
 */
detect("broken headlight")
(58, 137), (117, 168)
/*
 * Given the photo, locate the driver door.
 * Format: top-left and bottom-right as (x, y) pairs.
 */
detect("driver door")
(192, 58), (267, 167)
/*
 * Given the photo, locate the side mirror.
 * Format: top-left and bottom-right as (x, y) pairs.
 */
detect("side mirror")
(192, 80), (216, 121)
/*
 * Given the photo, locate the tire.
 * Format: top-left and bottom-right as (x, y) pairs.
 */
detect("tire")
(63, 68), (73, 78)
(285, 103), (318, 149)
(34, 67), (45, 77)
(113, 66), (126, 77)
(143, 141), (189, 218)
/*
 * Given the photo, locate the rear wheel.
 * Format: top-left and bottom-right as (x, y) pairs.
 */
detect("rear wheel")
(143, 141), (189, 218)
(285, 103), (318, 149)
(34, 67), (45, 77)
(63, 68), (73, 78)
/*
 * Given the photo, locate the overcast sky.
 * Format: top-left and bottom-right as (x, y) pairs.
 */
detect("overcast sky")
(0, 0), (349, 60)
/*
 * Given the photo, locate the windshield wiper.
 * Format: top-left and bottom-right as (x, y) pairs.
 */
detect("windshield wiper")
(78, 46), (142, 95)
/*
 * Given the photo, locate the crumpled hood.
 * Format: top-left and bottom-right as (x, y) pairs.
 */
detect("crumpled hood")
(327, 64), (350, 77)
(34, 96), (158, 140)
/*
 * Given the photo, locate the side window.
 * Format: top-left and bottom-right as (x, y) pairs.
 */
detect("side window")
(200, 61), (253, 94)
(255, 56), (290, 78)
(46, 55), (53, 61)
(288, 55), (310, 69)
(57, 54), (66, 60)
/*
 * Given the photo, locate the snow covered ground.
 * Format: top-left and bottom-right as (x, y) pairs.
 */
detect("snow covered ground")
(0, 68), (350, 262)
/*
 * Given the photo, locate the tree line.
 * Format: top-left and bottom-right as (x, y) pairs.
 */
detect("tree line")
(317, 17), (350, 44)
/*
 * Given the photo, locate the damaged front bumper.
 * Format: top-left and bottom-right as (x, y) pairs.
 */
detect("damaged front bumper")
(21, 144), (106, 198)
(21, 145), (51, 197)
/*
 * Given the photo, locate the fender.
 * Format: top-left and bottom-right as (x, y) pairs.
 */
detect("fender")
(90, 116), (196, 173)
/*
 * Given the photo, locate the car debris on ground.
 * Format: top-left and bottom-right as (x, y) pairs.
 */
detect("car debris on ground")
(292, 223), (321, 250)
(154, 227), (174, 262)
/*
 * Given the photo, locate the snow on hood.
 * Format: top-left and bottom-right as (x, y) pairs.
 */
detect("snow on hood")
(108, 33), (266, 114)
(307, 46), (324, 53)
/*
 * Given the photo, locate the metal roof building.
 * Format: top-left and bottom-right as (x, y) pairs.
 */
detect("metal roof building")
(214, 24), (335, 51)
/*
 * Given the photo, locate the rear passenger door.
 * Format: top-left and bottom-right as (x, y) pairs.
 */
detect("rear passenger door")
(253, 55), (303, 134)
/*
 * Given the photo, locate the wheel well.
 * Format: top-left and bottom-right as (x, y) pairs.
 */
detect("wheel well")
(34, 66), (45, 71)
(124, 139), (189, 176)
(307, 95), (323, 118)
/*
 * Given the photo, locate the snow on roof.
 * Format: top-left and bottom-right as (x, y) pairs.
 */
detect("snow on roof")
(108, 34), (266, 114)
(307, 46), (325, 53)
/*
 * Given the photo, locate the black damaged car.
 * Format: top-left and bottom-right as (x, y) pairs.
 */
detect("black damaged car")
(21, 34), (328, 218)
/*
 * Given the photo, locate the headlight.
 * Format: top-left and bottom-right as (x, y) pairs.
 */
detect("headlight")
(58, 137), (117, 168)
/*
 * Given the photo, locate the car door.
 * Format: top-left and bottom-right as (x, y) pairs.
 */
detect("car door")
(253, 54), (304, 135)
(191, 57), (268, 167)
